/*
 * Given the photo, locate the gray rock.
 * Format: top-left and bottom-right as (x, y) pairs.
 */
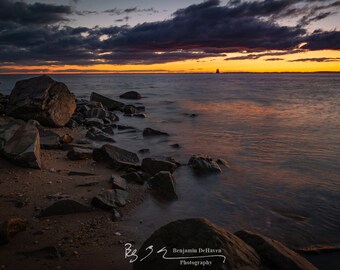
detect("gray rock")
(0, 117), (41, 169)
(134, 218), (261, 270)
(141, 158), (176, 175)
(93, 144), (140, 171)
(121, 172), (144, 185)
(85, 128), (115, 143)
(119, 91), (141, 100)
(188, 154), (222, 174)
(90, 92), (125, 110)
(38, 129), (61, 149)
(39, 200), (93, 217)
(67, 147), (93, 160)
(85, 117), (104, 128)
(235, 230), (318, 270)
(134, 113), (146, 118)
(138, 148), (150, 154)
(143, 127), (169, 137)
(91, 189), (128, 210)
(111, 175), (128, 190)
(102, 126), (115, 135)
(149, 171), (177, 200)
(6, 75), (76, 127)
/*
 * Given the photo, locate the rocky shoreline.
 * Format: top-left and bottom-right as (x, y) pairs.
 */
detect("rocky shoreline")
(0, 75), (333, 269)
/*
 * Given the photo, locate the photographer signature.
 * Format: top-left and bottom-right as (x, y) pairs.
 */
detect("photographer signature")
(125, 243), (227, 263)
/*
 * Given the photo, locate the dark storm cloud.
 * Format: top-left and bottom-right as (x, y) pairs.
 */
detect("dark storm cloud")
(0, 0), (339, 67)
(288, 57), (340, 62)
(0, 0), (72, 25)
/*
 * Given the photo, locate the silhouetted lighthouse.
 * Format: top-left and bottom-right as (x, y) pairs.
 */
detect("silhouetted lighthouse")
(216, 68), (220, 74)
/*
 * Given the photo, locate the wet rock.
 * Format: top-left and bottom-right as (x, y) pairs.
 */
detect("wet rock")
(165, 157), (182, 167)
(67, 147), (93, 160)
(117, 125), (136, 130)
(90, 92), (125, 111)
(134, 218), (261, 270)
(101, 126), (115, 135)
(143, 127), (169, 137)
(18, 246), (64, 260)
(235, 230), (318, 270)
(38, 129), (61, 149)
(121, 172), (144, 185)
(0, 218), (28, 245)
(39, 199), (93, 217)
(120, 91), (142, 100)
(122, 105), (138, 115)
(0, 117), (41, 169)
(188, 154), (221, 174)
(93, 144), (140, 171)
(141, 158), (176, 175)
(91, 189), (128, 210)
(6, 75), (76, 127)
(134, 113), (146, 118)
(85, 117), (104, 128)
(138, 148), (150, 154)
(170, 143), (181, 149)
(85, 108), (108, 119)
(149, 171), (177, 200)
(216, 158), (231, 169)
(86, 128), (115, 143)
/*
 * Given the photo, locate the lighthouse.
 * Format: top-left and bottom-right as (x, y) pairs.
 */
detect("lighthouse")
(216, 68), (220, 74)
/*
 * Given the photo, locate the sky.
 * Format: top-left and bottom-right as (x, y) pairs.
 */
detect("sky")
(0, 0), (340, 73)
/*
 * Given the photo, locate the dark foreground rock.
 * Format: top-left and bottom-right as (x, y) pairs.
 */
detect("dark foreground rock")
(67, 147), (93, 160)
(141, 158), (176, 175)
(120, 91), (142, 100)
(6, 75), (76, 127)
(134, 218), (261, 270)
(149, 171), (177, 200)
(0, 117), (41, 169)
(90, 92), (125, 110)
(39, 200), (93, 217)
(0, 218), (28, 245)
(188, 154), (222, 174)
(93, 144), (140, 171)
(91, 189), (128, 210)
(143, 127), (169, 137)
(121, 172), (145, 185)
(111, 175), (128, 190)
(235, 230), (318, 270)
(38, 129), (61, 149)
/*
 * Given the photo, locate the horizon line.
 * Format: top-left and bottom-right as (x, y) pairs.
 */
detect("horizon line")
(1, 71), (340, 75)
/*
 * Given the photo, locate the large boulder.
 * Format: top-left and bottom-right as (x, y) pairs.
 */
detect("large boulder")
(149, 171), (177, 200)
(93, 144), (140, 171)
(141, 158), (176, 175)
(134, 218), (261, 270)
(120, 91), (141, 100)
(188, 154), (222, 174)
(235, 230), (318, 270)
(6, 75), (76, 127)
(0, 117), (41, 169)
(90, 92), (125, 111)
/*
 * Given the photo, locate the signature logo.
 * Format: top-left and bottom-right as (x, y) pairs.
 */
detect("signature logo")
(125, 243), (227, 264)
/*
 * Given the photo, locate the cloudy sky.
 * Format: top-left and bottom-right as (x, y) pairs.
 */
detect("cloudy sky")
(1, 0), (340, 73)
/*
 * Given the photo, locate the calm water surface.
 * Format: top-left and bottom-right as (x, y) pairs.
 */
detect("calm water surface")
(1, 73), (339, 248)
